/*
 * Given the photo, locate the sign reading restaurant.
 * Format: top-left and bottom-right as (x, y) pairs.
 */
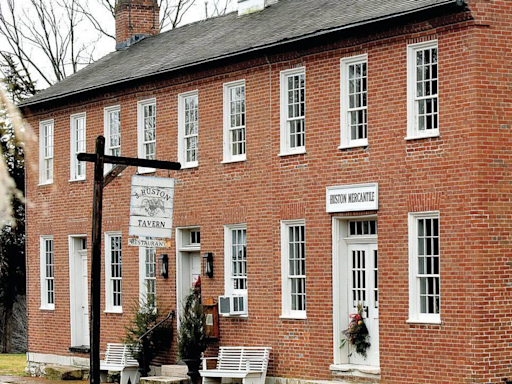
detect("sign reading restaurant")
(129, 175), (175, 238)
(326, 183), (378, 213)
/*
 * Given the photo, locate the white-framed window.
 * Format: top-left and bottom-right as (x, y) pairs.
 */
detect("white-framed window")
(70, 113), (86, 181)
(177, 90), (199, 168)
(104, 105), (121, 173)
(281, 219), (306, 319)
(340, 54), (368, 148)
(137, 98), (156, 173)
(105, 232), (122, 313)
(139, 242), (156, 305)
(279, 67), (306, 156)
(39, 119), (54, 185)
(40, 236), (55, 310)
(407, 40), (439, 139)
(224, 224), (247, 296)
(223, 80), (246, 163)
(408, 211), (440, 324)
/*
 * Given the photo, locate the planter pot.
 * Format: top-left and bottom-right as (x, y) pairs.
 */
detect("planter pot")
(182, 359), (201, 384)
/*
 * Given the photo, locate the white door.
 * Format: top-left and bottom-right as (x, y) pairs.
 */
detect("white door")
(71, 247), (89, 347)
(189, 252), (201, 288)
(78, 250), (90, 346)
(177, 251), (201, 314)
(347, 243), (379, 366)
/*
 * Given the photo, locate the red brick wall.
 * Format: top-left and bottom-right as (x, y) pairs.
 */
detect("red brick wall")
(23, 2), (511, 383)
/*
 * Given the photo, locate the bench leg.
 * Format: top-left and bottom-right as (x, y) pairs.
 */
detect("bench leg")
(120, 369), (140, 384)
(202, 377), (221, 384)
(242, 377), (263, 384)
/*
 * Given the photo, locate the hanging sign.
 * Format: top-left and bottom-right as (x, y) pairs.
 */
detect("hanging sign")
(129, 175), (175, 238)
(326, 183), (378, 213)
(127, 238), (169, 248)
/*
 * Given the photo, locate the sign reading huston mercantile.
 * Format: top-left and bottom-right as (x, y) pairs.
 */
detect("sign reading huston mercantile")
(129, 175), (175, 238)
(326, 183), (378, 213)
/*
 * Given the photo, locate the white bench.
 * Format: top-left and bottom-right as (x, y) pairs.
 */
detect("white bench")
(100, 343), (140, 384)
(199, 347), (272, 384)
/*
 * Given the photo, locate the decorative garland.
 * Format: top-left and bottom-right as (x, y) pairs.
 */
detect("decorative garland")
(340, 303), (371, 358)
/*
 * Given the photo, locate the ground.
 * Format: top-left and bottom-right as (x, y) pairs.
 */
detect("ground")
(0, 355), (26, 377)
(0, 354), (84, 384)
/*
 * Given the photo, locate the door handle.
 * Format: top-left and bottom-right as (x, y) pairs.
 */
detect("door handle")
(364, 306), (369, 318)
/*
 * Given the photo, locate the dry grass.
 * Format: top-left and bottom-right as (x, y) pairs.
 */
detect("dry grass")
(0, 353), (26, 376)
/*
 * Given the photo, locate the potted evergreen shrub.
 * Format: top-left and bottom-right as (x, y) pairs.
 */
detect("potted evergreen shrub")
(177, 280), (208, 384)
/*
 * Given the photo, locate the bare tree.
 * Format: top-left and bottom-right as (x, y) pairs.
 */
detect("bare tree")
(0, 0), (97, 88)
(204, 0), (233, 18)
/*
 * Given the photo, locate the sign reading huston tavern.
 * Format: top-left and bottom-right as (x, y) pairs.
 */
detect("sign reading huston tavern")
(129, 175), (175, 238)
(326, 183), (378, 213)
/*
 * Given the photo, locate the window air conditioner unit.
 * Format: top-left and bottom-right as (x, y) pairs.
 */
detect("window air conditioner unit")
(218, 294), (247, 316)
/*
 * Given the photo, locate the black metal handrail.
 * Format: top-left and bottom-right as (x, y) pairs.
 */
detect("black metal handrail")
(137, 309), (175, 377)
(138, 309), (175, 342)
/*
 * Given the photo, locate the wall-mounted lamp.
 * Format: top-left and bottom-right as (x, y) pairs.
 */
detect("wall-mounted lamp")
(159, 254), (169, 279)
(203, 252), (214, 278)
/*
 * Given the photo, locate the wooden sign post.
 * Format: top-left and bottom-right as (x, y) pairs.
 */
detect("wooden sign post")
(78, 136), (181, 384)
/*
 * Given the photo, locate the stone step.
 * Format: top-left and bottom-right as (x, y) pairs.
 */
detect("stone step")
(140, 376), (189, 384)
(160, 365), (188, 378)
(42, 364), (88, 380)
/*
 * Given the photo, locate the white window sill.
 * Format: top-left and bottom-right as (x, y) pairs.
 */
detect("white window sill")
(180, 163), (198, 170)
(329, 364), (380, 376)
(279, 314), (307, 320)
(104, 309), (123, 314)
(69, 178), (86, 183)
(220, 314), (248, 319)
(221, 157), (246, 164)
(338, 142), (368, 150)
(38, 181), (53, 187)
(39, 306), (55, 311)
(404, 132), (440, 141)
(278, 149), (306, 157)
(178, 245), (201, 252)
(406, 318), (442, 325)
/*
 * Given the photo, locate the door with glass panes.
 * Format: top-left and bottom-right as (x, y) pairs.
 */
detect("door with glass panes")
(347, 242), (379, 366)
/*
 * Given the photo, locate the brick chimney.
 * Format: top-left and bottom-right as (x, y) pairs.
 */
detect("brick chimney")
(238, 0), (278, 16)
(115, 0), (160, 50)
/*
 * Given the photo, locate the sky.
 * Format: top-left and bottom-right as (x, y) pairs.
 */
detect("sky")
(0, 0), (236, 90)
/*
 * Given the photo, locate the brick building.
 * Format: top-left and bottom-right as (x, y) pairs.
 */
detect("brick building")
(20, 0), (511, 383)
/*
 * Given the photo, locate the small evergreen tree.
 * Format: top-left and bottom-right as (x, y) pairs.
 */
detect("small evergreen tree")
(123, 295), (173, 377)
(177, 287), (207, 361)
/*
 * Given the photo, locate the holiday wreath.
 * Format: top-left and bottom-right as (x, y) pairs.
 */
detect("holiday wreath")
(340, 303), (371, 358)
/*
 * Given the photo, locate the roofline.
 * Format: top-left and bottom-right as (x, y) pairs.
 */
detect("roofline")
(20, 0), (461, 109)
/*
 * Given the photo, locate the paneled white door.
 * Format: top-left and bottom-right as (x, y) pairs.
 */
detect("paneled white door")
(79, 250), (90, 346)
(347, 243), (379, 366)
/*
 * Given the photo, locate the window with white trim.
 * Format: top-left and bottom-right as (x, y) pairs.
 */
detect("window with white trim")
(139, 242), (156, 305)
(223, 80), (246, 162)
(105, 233), (122, 312)
(280, 67), (305, 155)
(224, 224), (247, 295)
(39, 120), (54, 184)
(40, 236), (55, 310)
(70, 113), (86, 181)
(178, 91), (198, 168)
(137, 99), (156, 173)
(407, 41), (439, 139)
(408, 212), (440, 323)
(281, 220), (306, 318)
(340, 55), (368, 148)
(104, 106), (121, 173)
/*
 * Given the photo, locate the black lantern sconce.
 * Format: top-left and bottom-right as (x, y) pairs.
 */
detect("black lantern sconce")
(159, 254), (169, 279)
(203, 252), (214, 278)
